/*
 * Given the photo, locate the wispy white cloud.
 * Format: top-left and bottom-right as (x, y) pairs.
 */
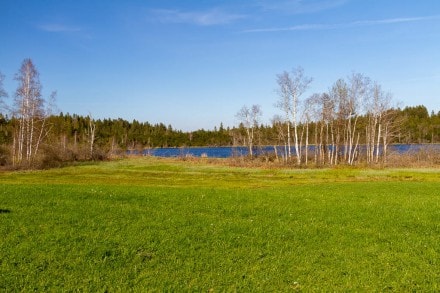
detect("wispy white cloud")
(242, 23), (334, 33)
(37, 23), (82, 33)
(149, 8), (246, 26)
(256, 0), (349, 14)
(147, 1), (347, 27)
(351, 16), (440, 26)
(242, 15), (440, 33)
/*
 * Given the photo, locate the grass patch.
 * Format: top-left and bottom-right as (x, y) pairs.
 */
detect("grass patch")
(1, 157), (440, 291)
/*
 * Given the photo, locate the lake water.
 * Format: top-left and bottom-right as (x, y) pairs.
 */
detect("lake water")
(127, 144), (440, 158)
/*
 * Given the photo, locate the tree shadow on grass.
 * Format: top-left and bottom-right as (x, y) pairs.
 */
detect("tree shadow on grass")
(0, 209), (11, 214)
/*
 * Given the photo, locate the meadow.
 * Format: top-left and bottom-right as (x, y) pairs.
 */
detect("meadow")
(1, 158), (439, 291)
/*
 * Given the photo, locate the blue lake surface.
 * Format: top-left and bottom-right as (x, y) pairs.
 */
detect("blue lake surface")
(127, 144), (440, 158)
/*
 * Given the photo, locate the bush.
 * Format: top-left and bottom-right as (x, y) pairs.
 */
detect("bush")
(0, 145), (10, 166)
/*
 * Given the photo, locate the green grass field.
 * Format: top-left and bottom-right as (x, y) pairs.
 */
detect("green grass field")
(1, 158), (440, 291)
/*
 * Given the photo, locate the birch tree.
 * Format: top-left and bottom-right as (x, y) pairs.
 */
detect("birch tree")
(0, 72), (7, 165)
(346, 74), (365, 164)
(381, 108), (400, 163)
(276, 71), (292, 160)
(34, 91), (58, 158)
(271, 115), (287, 162)
(13, 59), (44, 165)
(302, 95), (316, 165)
(329, 79), (348, 164)
(321, 93), (337, 165)
(305, 93), (324, 165)
(236, 104), (262, 157)
(0, 72), (8, 111)
(86, 114), (97, 159)
(365, 83), (393, 164)
(276, 67), (312, 164)
(332, 73), (370, 165)
(289, 67), (312, 165)
(366, 83), (382, 163)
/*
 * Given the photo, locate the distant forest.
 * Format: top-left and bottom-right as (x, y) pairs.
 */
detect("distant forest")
(1, 105), (439, 159)
(1, 59), (440, 168)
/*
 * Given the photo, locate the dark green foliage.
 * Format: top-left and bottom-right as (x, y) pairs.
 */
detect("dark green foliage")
(0, 114), (11, 145)
(43, 114), (234, 150)
(397, 105), (432, 143)
(0, 144), (10, 166)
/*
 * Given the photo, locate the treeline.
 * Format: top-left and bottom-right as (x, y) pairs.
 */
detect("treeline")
(1, 59), (440, 168)
(1, 105), (439, 160)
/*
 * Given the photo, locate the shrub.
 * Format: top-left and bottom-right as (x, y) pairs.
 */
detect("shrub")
(0, 144), (10, 166)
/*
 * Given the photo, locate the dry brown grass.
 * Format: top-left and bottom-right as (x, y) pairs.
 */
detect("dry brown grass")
(173, 147), (440, 170)
(385, 148), (440, 168)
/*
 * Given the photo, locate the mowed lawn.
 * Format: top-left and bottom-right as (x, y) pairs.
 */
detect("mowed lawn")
(1, 158), (440, 291)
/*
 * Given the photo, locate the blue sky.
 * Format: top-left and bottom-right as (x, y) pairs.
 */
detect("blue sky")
(1, 0), (440, 131)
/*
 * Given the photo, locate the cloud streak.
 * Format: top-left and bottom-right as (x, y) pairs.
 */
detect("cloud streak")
(242, 15), (440, 33)
(149, 8), (246, 26)
(37, 23), (82, 33)
(257, 0), (349, 14)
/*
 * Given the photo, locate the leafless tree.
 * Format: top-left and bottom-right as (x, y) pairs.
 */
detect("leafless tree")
(13, 59), (45, 165)
(236, 104), (262, 157)
(35, 91), (58, 158)
(365, 82), (389, 163)
(276, 71), (292, 160)
(87, 114), (97, 159)
(0, 72), (8, 111)
(381, 108), (401, 163)
(304, 93), (323, 165)
(330, 73), (370, 165)
(271, 114), (287, 162)
(276, 67), (312, 164)
(365, 83), (396, 164)
(289, 67), (312, 165)
(320, 93), (337, 165)
(302, 94), (317, 165)
(328, 79), (348, 164)
(10, 59), (58, 166)
(272, 71), (399, 166)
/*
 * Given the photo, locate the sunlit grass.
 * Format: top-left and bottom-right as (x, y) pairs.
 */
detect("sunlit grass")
(1, 157), (439, 291)
(2, 157), (439, 187)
